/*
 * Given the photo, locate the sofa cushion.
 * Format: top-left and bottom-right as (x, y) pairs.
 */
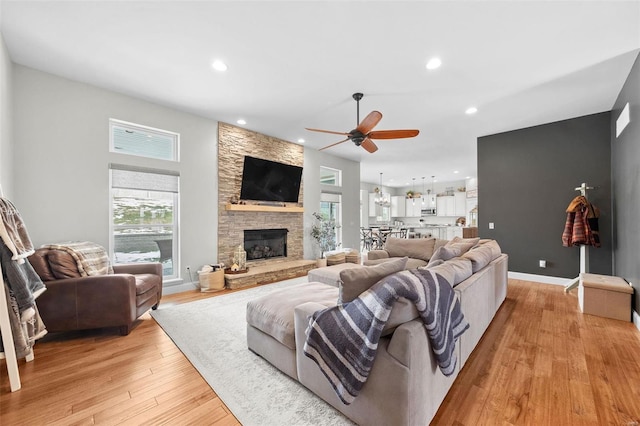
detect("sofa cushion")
(461, 241), (497, 272)
(246, 282), (338, 350)
(426, 237), (479, 267)
(307, 263), (364, 287)
(364, 257), (427, 269)
(134, 273), (162, 295)
(422, 257), (473, 287)
(28, 249), (56, 282)
(47, 250), (82, 279)
(384, 237), (436, 262)
(339, 257), (408, 304)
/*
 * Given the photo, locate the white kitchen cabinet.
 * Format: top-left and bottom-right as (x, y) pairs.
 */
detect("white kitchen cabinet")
(437, 193), (467, 217)
(454, 192), (467, 216)
(369, 193), (377, 217)
(436, 196), (454, 216)
(405, 198), (421, 217)
(391, 196), (406, 217)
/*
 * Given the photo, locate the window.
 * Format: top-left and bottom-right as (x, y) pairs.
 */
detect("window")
(110, 118), (179, 161)
(320, 192), (342, 250)
(320, 166), (341, 186)
(110, 164), (179, 279)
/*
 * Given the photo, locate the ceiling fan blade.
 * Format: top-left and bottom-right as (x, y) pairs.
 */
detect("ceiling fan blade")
(360, 138), (378, 153)
(319, 137), (350, 151)
(356, 111), (383, 134)
(368, 129), (420, 139)
(305, 128), (350, 136)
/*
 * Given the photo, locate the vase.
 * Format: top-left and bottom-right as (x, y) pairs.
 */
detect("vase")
(316, 258), (327, 268)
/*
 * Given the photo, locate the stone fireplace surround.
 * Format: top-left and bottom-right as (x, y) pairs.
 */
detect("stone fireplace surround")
(217, 123), (314, 287)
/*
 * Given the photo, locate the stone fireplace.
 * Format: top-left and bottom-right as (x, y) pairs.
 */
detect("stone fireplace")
(244, 228), (288, 261)
(217, 122), (304, 268)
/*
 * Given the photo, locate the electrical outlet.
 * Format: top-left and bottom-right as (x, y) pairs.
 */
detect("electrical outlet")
(186, 265), (191, 271)
(489, 222), (494, 229)
(539, 260), (546, 268)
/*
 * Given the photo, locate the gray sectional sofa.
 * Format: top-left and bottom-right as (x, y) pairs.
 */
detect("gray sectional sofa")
(246, 237), (508, 425)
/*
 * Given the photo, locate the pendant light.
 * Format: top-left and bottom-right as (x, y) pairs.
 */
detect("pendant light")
(412, 178), (416, 205)
(375, 172), (389, 206)
(422, 177), (426, 205)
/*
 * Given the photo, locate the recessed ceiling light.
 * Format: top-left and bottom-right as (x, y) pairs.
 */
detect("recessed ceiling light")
(212, 60), (228, 72)
(453, 170), (459, 174)
(236, 119), (246, 125)
(426, 57), (442, 70)
(465, 107), (478, 115)
(298, 138), (305, 143)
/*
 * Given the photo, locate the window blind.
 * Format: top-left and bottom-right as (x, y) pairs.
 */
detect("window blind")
(110, 164), (179, 193)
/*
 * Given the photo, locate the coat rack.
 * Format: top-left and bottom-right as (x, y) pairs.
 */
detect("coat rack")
(0, 184), (35, 392)
(564, 182), (594, 293)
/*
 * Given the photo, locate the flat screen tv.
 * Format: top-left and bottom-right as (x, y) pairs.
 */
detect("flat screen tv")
(239, 156), (303, 203)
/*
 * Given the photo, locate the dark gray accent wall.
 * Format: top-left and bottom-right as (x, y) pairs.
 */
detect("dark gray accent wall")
(478, 112), (612, 278)
(611, 52), (640, 314)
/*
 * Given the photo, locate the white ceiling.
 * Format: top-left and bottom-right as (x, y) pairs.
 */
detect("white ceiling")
(2, 1), (639, 187)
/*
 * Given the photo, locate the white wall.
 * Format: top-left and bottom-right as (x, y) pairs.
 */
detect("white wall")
(12, 65), (219, 292)
(303, 149), (360, 258)
(11, 65), (344, 291)
(0, 33), (12, 197)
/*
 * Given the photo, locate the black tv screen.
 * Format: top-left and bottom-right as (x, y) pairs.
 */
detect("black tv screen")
(239, 156), (303, 203)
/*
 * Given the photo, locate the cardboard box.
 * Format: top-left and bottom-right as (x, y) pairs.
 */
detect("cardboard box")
(578, 273), (633, 321)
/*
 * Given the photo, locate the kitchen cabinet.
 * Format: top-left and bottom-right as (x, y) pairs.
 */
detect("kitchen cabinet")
(454, 192), (466, 216)
(391, 196), (406, 217)
(368, 193), (377, 217)
(436, 196), (454, 216)
(405, 198), (421, 217)
(437, 192), (467, 217)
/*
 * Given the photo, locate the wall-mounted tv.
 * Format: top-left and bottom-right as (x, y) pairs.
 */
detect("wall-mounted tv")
(239, 156), (303, 203)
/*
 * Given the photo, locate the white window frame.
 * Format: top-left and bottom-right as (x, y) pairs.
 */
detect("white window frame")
(320, 166), (342, 187)
(109, 118), (180, 162)
(109, 165), (180, 281)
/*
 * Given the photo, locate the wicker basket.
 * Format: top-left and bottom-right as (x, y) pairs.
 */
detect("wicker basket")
(198, 270), (225, 292)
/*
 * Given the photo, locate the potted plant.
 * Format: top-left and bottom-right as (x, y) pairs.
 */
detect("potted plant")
(310, 212), (338, 267)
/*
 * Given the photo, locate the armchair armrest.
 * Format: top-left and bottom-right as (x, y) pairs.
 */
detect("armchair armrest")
(113, 262), (162, 276)
(367, 250), (390, 260)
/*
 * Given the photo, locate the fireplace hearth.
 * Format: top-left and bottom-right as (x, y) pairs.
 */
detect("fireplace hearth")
(244, 229), (288, 261)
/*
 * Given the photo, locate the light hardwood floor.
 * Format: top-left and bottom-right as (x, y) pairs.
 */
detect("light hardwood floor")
(1, 279), (639, 425)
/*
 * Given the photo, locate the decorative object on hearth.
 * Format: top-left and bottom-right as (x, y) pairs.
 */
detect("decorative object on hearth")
(305, 93), (419, 153)
(232, 245), (247, 270)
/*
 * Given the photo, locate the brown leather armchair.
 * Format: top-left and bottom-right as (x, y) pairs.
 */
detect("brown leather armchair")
(28, 248), (162, 335)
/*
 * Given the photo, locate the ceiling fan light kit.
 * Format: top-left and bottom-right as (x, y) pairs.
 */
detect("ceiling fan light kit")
(306, 93), (420, 153)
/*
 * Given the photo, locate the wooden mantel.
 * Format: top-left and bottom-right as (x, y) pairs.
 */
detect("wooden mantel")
(224, 204), (304, 213)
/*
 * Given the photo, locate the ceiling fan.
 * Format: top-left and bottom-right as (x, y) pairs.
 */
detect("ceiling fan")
(305, 92), (420, 153)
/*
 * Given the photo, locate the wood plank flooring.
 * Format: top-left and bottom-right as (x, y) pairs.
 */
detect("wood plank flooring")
(1, 279), (639, 425)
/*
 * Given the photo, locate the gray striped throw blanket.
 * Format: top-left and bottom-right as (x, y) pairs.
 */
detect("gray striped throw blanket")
(303, 268), (468, 405)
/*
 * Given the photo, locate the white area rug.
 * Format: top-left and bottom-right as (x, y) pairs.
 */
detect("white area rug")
(151, 278), (353, 426)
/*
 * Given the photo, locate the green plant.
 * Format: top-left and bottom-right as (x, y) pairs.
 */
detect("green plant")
(310, 212), (338, 258)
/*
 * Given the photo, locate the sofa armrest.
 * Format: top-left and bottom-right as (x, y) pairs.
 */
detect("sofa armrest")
(367, 250), (390, 260)
(113, 262), (162, 276)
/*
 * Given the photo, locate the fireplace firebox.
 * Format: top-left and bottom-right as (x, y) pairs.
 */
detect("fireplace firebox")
(244, 229), (288, 261)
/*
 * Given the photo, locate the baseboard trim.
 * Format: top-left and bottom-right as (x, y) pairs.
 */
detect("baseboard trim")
(508, 271), (572, 286)
(634, 310), (640, 332)
(163, 281), (199, 295)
